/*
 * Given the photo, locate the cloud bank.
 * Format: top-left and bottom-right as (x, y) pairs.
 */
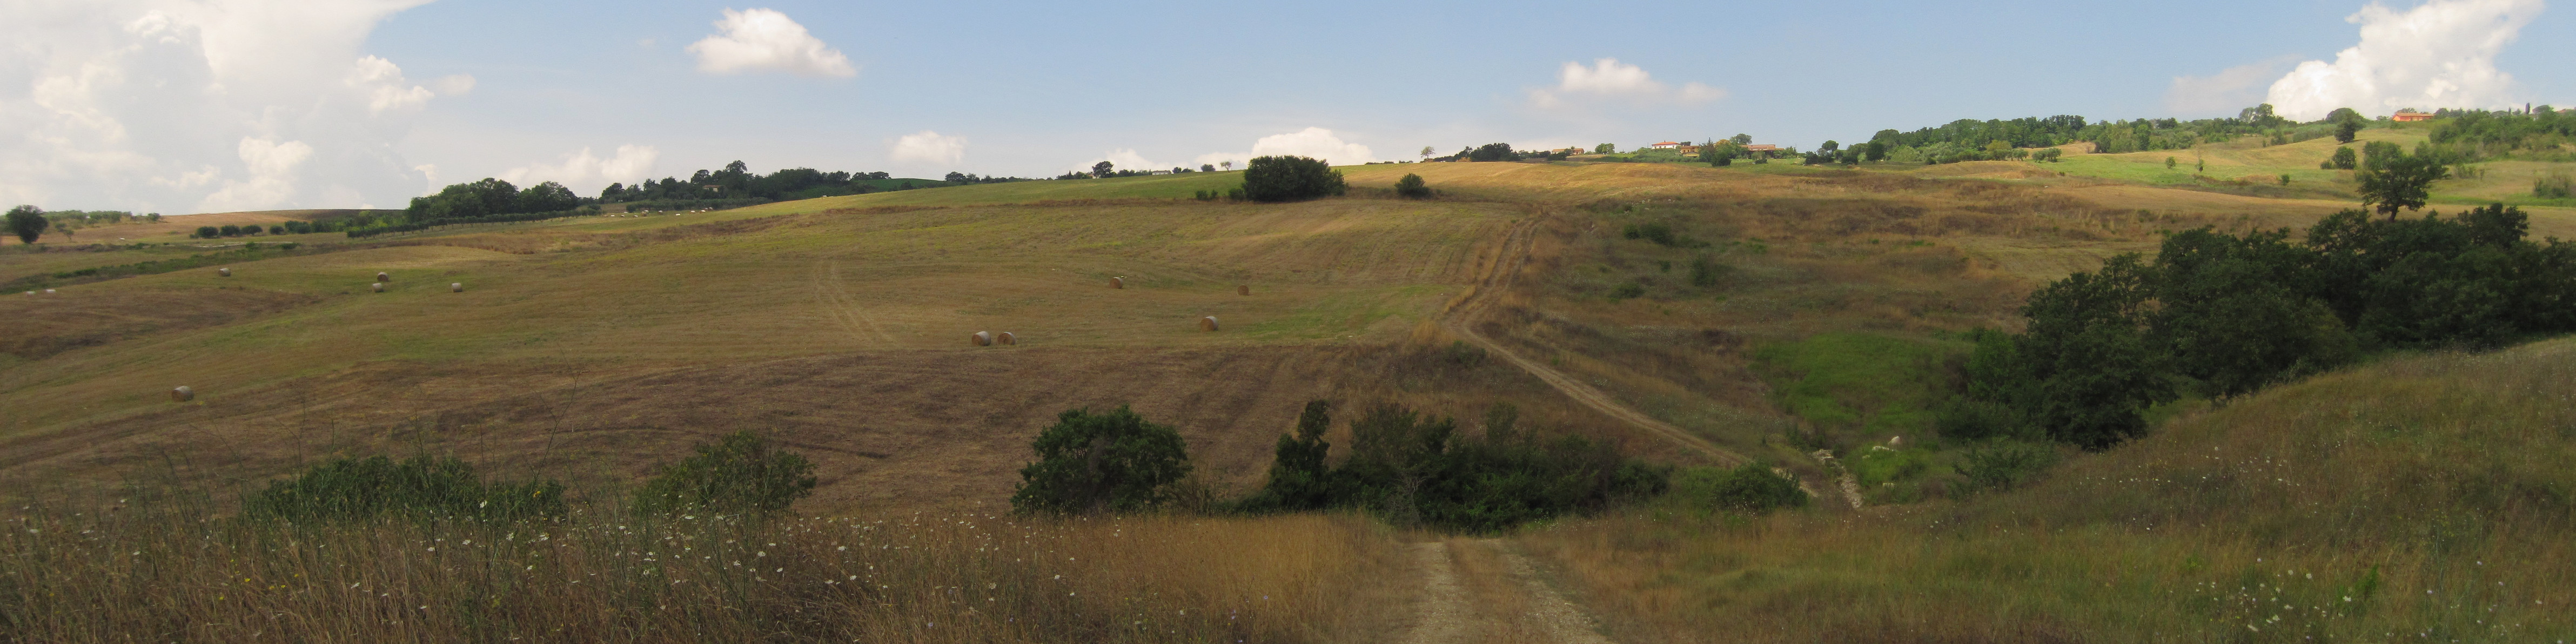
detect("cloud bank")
(2265, 0), (2542, 120)
(1191, 128), (1378, 170)
(2165, 57), (2298, 115)
(497, 145), (661, 196)
(1528, 58), (1724, 109)
(0, 0), (453, 213)
(889, 131), (966, 166)
(688, 9), (857, 78)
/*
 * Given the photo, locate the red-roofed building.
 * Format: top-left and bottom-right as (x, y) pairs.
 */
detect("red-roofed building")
(2393, 110), (2433, 122)
(1649, 141), (1681, 149)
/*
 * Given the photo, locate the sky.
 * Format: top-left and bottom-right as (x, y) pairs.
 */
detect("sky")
(3, 0), (2571, 214)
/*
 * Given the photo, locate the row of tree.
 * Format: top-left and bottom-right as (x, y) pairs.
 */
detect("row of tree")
(1947, 204), (2575, 450)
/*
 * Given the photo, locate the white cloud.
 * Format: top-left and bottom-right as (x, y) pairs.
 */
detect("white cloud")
(1528, 58), (1725, 109)
(496, 145), (660, 196)
(2265, 0), (2541, 120)
(0, 0), (445, 213)
(889, 130), (966, 166)
(1191, 127), (1378, 169)
(687, 9), (857, 78)
(432, 74), (475, 96)
(1083, 149), (1166, 174)
(199, 136), (312, 212)
(2165, 57), (2298, 115)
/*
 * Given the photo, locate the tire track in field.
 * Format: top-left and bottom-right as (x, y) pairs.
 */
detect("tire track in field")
(811, 260), (895, 345)
(1437, 213), (1747, 466)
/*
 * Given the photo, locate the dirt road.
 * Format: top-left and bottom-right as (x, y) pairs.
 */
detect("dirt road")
(1437, 213), (1747, 467)
(1399, 540), (1613, 644)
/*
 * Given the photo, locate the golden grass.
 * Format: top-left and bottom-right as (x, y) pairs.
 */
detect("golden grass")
(1521, 338), (2576, 642)
(0, 502), (1407, 643)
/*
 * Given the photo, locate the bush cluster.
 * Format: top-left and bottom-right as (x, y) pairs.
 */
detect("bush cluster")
(633, 431), (818, 516)
(244, 455), (565, 522)
(1953, 204), (2575, 449)
(1009, 407), (1193, 515)
(1238, 156), (1346, 203)
(1240, 401), (1668, 532)
(1681, 464), (1808, 513)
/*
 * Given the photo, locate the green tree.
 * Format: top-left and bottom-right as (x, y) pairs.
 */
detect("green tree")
(1593, 143), (1616, 154)
(2015, 255), (2175, 449)
(632, 432), (818, 515)
(194, 226), (219, 239)
(2149, 228), (2353, 400)
(1703, 141), (1740, 166)
(1249, 400), (1336, 511)
(1239, 155), (1347, 202)
(515, 181), (580, 212)
(2334, 118), (2364, 144)
(1393, 173), (1432, 198)
(1467, 143), (1518, 162)
(2328, 146), (2358, 170)
(2165, 156), (2177, 170)
(2356, 151), (2449, 218)
(1011, 406), (1193, 515)
(5, 205), (46, 244)
(1419, 146), (1435, 160)
(1863, 141), (1888, 162)
(1091, 161), (1115, 178)
(1730, 133), (1752, 145)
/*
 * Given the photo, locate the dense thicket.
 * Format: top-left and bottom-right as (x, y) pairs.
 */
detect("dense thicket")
(1010, 407), (1195, 515)
(1240, 402), (1668, 532)
(2423, 106), (2574, 161)
(1863, 104), (2344, 164)
(1239, 156), (1347, 203)
(1949, 204), (2575, 449)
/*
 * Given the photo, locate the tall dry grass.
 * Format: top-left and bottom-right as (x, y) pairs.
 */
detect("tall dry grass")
(0, 501), (1406, 643)
(1522, 339), (2576, 642)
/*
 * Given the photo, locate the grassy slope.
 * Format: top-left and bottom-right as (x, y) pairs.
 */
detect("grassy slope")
(1526, 339), (2576, 642)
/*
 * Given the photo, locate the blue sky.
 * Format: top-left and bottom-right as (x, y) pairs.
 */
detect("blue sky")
(4, 0), (2570, 213)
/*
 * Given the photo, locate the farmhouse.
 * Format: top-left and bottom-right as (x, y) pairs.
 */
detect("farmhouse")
(1648, 141), (1681, 149)
(2393, 110), (2433, 123)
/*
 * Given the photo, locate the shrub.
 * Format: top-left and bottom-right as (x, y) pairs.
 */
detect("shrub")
(632, 431), (818, 516)
(1954, 441), (2058, 493)
(5, 205), (45, 244)
(1622, 222), (1679, 246)
(244, 455), (565, 522)
(1466, 143), (1518, 162)
(267, 225), (285, 235)
(1270, 402), (1668, 532)
(1239, 156), (1346, 203)
(1393, 173), (1432, 198)
(193, 226), (219, 239)
(1011, 406), (1193, 515)
(218, 224), (242, 237)
(1242, 400), (1334, 512)
(2536, 172), (2573, 199)
(1688, 256), (1729, 287)
(1691, 464), (1807, 513)
(1609, 282), (1646, 299)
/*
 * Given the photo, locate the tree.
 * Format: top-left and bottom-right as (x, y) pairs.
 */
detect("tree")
(1010, 406), (1193, 515)
(1594, 143), (1616, 154)
(515, 181), (580, 213)
(2014, 255), (2175, 449)
(2149, 228), (2352, 400)
(1704, 141), (1740, 166)
(1250, 400), (1336, 511)
(632, 431), (818, 515)
(1240, 155), (1347, 202)
(2165, 156), (2177, 170)
(2329, 107), (2365, 143)
(1419, 146), (1435, 160)
(1091, 161), (1115, 178)
(194, 226), (219, 239)
(1394, 173), (1432, 198)
(2356, 151), (2449, 218)
(1863, 141), (1888, 162)
(1201, 164), (1216, 172)
(2327, 146), (2358, 170)
(5, 205), (45, 244)
(1467, 143), (1517, 162)
(1730, 133), (1752, 145)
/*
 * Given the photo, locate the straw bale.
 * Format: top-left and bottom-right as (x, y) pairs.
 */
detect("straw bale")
(170, 386), (193, 403)
(1110, 277), (1125, 289)
(377, 272), (391, 282)
(1199, 316), (1219, 332)
(371, 282), (385, 293)
(217, 267), (231, 277)
(1237, 285), (1249, 296)
(971, 331), (992, 346)
(43, 289), (56, 294)
(997, 332), (1016, 345)
(451, 283), (464, 292)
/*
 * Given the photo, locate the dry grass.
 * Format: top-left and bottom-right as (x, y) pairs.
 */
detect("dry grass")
(1521, 338), (2576, 642)
(0, 500), (1408, 643)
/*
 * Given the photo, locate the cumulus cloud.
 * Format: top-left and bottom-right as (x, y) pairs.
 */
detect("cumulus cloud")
(889, 131), (966, 166)
(687, 9), (857, 78)
(0, 0), (450, 213)
(1191, 128), (1378, 169)
(497, 145), (660, 195)
(2165, 57), (2298, 115)
(2264, 0), (2541, 120)
(1528, 58), (1725, 109)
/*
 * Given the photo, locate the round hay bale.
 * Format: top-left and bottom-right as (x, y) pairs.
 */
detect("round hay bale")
(371, 282), (385, 293)
(1237, 285), (1250, 296)
(217, 267), (231, 277)
(971, 331), (992, 346)
(451, 283), (464, 292)
(43, 289), (56, 294)
(377, 272), (391, 283)
(1199, 316), (1219, 332)
(997, 331), (1016, 345)
(170, 386), (194, 403)
(1110, 277), (1125, 290)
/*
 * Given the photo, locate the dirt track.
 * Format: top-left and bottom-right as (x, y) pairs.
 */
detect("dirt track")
(1437, 212), (1747, 467)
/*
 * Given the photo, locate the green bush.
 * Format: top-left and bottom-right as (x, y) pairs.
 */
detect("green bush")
(1247, 402), (1668, 532)
(1010, 406), (1193, 515)
(1954, 441), (2058, 493)
(1240, 400), (1334, 512)
(2536, 172), (2573, 199)
(632, 432), (818, 516)
(1622, 222), (1678, 246)
(193, 226), (219, 239)
(244, 455), (565, 522)
(1608, 282), (1646, 299)
(1688, 256), (1729, 287)
(1239, 156), (1346, 203)
(1393, 173), (1432, 198)
(1688, 464), (1808, 513)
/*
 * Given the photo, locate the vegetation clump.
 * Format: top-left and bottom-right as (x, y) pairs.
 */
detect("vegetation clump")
(1238, 156), (1347, 203)
(1010, 406), (1195, 515)
(631, 431), (818, 516)
(5, 205), (46, 244)
(245, 455), (565, 522)
(1244, 401), (1668, 532)
(1393, 173), (1432, 198)
(1685, 464), (1807, 513)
